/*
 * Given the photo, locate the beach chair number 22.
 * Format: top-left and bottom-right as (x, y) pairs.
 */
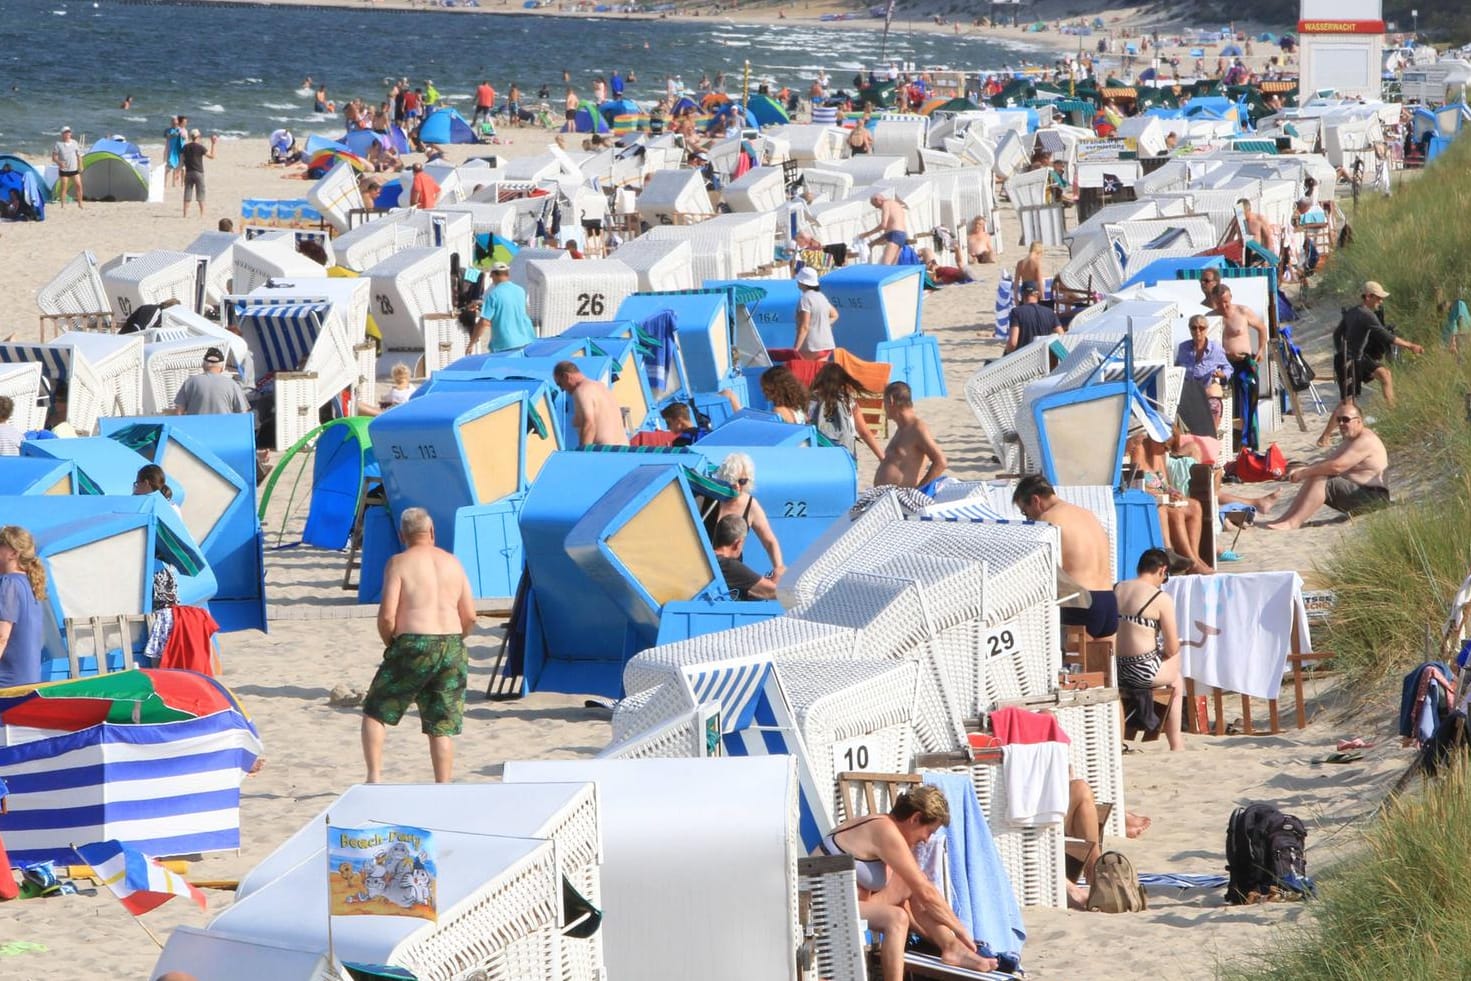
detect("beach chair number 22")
(575, 293), (606, 316)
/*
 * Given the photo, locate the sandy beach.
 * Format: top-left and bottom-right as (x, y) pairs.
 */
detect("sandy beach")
(0, 23), (1400, 979)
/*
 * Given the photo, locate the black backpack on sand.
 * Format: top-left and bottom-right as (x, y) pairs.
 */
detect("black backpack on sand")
(1225, 802), (1313, 904)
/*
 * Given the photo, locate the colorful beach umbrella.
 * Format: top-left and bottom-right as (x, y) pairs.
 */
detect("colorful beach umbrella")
(0, 669), (249, 731)
(306, 148), (367, 174)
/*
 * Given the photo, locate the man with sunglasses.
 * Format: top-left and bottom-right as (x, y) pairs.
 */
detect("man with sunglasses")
(1261, 408), (1389, 530)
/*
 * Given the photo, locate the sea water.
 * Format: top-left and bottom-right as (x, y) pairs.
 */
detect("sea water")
(0, 0), (1045, 151)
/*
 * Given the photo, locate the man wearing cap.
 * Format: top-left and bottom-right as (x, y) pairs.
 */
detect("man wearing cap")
(172, 348), (249, 415)
(468, 263), (536, 355)
(50, 127), (83, 209)
(793, 266), (838, 360)
(1319, 280), (1423, 446)
(1005, 281), (1063, 354)
(180, 129), (217, 218)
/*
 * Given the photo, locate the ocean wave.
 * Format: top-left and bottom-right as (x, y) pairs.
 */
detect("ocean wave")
(199, 103), (226, 113)
(228, 78), (264, 86)
(124, 115), (148, 123)
(261, 102), (299, 110)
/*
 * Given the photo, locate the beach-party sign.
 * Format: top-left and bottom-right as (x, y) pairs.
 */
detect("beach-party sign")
(328, 824), (438, 921)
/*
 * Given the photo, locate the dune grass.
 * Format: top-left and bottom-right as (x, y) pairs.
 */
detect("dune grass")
(1305, 135), (1471, 695)
(1223, 759), (1471, 981)
(1220, 135), (1471, 979)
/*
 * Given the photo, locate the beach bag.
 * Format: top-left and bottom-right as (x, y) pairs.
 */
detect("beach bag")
(1231, 443), (1287, 483)
(1399, 661), (1456, 746)
(1282, 340), (1316, 392)
(1225, 803), (1311, 904)
(1086, 851), (1147, 913)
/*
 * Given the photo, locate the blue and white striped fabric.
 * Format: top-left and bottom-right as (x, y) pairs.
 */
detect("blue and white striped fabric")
(0, 343), (71, 381)
(0, 710), (262, 865)
(684, 662), (828, 849)
(993, 270), (1012, 340)
(915, 499), (1013, 522)
(234, 302), (331, 376)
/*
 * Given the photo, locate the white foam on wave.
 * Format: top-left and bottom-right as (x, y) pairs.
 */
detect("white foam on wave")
(199, 103), (225, 113)
(124, 115), (147, 123)
(261, 102), (299, 110)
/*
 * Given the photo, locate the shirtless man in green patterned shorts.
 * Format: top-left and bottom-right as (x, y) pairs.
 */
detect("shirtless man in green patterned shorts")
(362, 507), (476, 783)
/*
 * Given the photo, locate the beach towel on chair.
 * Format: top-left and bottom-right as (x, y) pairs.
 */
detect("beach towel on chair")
(920, 769), (1026, 954)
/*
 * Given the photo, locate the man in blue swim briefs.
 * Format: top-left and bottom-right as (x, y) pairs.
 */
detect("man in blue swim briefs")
(863, 191), (909, 264)
(1013, 474), (1119, 639)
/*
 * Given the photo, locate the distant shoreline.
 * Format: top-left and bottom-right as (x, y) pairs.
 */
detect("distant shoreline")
(102, 0), (1086, 57)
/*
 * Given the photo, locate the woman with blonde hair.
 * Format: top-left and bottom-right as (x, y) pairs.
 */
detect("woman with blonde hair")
(0, 526), (46, 688)
(703, 452), (785, 582)
(814, 784), (998, 979)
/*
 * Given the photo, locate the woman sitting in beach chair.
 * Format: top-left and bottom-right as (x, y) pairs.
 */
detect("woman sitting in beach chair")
(815, 784), (1000, 980)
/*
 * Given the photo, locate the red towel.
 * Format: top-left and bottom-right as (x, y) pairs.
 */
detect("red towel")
(160, 606), (221, 676)
(989, 707), (1070, 745)
(631, 430), (679, 447)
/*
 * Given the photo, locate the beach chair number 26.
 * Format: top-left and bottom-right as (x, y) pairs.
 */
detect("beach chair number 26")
(575, 293), (606, 316)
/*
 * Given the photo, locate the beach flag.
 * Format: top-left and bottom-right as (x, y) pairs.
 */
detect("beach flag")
(328, 824), (437, 922)
(73, 840), (206, 915)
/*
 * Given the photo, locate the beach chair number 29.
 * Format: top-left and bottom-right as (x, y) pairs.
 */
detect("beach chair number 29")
(575, 293), (606, 316)
(985, 629), (1017, 658)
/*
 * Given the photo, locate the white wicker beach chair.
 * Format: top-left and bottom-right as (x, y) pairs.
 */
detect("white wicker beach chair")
(808, 196), (875, 247)
(601, 700), (717, 761)
(231, 235), (325, 295)
(992, 128), (1032, 179)
(101, 250), (205, 322)
(332, 211), (415, 273)
(800, 166), (855, 204)
(0, 333), (143, 435)
(775, 657), (921, 831)
(637, 168), (715, 227)
(622, 616), (860, 718)
(0, 363), (45, 433)
(611, 238), (695, 293)
(703, 210), (781, 277)
(774, 124), (847, 165)
(963, 340), (1056, 471)
(365, 247), (453, 351)
(524, 258), (638, 336)
(181, 231), (239, 309)
(37, 250), (111, 318)
(1005, 168), (1066, 247)
(641, 222), (735, 282)
(814, 155), (908, 185)
(142, 338), (221, 415)
(306, 160), (364, 234)
(433, 201), (518, 243)
(723, 166), (786, 213)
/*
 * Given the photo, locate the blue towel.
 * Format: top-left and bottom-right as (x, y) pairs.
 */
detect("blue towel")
(921, 770), (1026, 953)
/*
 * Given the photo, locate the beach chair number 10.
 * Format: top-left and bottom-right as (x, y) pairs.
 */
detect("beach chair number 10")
(575, 293), (606, 317)
(835, 739), (873, 773)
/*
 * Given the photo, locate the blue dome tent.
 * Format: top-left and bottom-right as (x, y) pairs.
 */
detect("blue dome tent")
(746, 93), (790, 127)
(343, 128), (390, 157)
(418, 107), (479, 145)
(573, 101), (611, 133)
(672, 95), (701, 116)
(0, 154), (48, 219)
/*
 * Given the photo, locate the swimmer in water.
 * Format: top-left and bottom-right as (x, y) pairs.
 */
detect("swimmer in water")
(120, 94), (133, 109)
